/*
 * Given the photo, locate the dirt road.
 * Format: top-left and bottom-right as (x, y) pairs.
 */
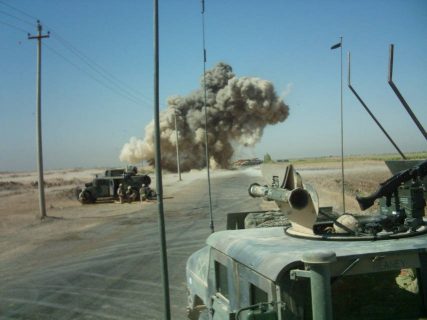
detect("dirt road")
(0, 161), (394, 319)
(0, 168), (264, 319)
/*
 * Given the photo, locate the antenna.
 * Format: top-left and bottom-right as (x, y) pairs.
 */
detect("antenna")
(153, 0), (171, 318)
(201, 0), (214, 233)
(330, 37), (345, 214)
(388, 44), (427, 141)
(347, 52), (407, 159)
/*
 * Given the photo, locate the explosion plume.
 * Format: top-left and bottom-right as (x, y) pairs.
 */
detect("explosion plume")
(120, 62), (289, 171)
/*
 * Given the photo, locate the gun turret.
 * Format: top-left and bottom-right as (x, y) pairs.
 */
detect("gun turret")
(248, 183), (310, 210)
(249, 166), (319, 234)
(356, 159), (427, 211)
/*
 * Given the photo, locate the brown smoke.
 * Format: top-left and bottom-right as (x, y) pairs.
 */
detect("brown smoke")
(120, 63), (289, 171)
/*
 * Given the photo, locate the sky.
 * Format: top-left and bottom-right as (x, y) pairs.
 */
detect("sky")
(0, 0), (426, 172)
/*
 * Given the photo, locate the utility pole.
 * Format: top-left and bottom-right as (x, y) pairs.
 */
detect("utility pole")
(174, 108), (182, 181)
(28, 20), (49, 220)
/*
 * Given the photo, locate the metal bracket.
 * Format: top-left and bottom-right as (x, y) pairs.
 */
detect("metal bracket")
(290, 269), (311, 280)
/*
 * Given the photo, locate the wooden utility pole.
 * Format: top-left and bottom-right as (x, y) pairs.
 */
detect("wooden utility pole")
(28, 20), (49, 220)
(174, 108), (182, 181)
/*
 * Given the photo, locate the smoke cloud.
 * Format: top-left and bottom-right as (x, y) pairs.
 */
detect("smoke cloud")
(120, 62), (289, 171)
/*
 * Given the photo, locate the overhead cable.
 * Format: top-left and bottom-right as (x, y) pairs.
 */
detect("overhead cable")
(49, 29), (152, 105)
(0, 19), (28, 33)
(0, 0), (38, 21)
(0, 8), (34, 26)
(45, 43), (144, 106)
(0, 1), (152, 109)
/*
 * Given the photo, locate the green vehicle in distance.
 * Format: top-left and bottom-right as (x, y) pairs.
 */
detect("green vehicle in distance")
(76, 166), (152, 204)
(186, 160), (427, 320)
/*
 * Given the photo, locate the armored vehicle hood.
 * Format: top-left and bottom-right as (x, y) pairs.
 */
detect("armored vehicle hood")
(207, 226), (427, 282)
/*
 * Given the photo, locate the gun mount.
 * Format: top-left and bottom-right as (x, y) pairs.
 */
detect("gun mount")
(247, 165), (319, 234)
(245, 161), (427, 239)
(356, 159), (427, 211)
(248, 183), (310, 210)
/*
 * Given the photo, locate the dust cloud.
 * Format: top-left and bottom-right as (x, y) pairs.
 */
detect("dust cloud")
(120, 62), (289, 171)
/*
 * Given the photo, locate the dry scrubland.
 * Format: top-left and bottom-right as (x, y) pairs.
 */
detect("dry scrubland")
(0, 157), (419, 263)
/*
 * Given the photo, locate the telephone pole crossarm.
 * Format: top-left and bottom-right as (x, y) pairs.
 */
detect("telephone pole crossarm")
(28, 20), (50, 40)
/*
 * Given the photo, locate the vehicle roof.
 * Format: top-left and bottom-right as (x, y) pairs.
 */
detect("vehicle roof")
(206, 227), (427, 281)
(96, 175), (142, 180)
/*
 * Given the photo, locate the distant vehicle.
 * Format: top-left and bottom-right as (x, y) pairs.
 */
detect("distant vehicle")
(186, 161), (427, 320)
(276, 159), (289, 163)
(233, 158), (263, 168)
(76, 166), (153, 204)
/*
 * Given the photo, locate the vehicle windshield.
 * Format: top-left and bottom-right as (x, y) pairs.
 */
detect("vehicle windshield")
(281, 268), (426, 320)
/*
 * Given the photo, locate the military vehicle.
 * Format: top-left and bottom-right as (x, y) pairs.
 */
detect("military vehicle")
(185, 43), (426, 319)
(186, 160), (427, 320)
(76, 166), (153, 204)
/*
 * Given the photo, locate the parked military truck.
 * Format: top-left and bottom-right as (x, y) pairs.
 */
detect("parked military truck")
(76, 166), (153, 204)
(186, 160), (427, 320)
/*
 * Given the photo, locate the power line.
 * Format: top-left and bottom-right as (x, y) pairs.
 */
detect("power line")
(0, 0), (38, 21)
(44, 43), (144, 106)
(0, 19), (28, 34)
(0, 8), (34, 27)
(0, 0), (153, 109)
(48, 30), (151, 106)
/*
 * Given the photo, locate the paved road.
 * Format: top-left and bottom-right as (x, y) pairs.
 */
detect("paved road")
(0, 169), (263, 319)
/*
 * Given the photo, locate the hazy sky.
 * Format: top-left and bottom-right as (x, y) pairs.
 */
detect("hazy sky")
(1, 0), (426, 172)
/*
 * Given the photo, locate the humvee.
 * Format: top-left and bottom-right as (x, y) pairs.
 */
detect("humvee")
(76, 166), (152, 204)
(186, 160), (427, 320)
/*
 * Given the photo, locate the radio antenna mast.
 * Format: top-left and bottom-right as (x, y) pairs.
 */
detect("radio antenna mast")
(331, 37), (345, 214)
(153, 0), (171, 318)
(201, 0), (214, 233)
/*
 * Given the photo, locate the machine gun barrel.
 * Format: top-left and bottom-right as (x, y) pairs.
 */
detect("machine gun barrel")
(356, 159), (427, 210)
(248, 183), (310, 210)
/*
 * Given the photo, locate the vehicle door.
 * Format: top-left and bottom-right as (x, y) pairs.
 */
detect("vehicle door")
(109, 180), (115, 196)
(208, 249), (233, 320)
(96, 179), (110, 197)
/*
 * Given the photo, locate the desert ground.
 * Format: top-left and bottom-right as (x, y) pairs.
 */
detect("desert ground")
(0, 159), (392, 319)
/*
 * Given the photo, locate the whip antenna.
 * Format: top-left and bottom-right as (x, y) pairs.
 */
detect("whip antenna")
(201, 0), (214, 233)
(331, 37), (346, 213)
(153, 0), (171, 318)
